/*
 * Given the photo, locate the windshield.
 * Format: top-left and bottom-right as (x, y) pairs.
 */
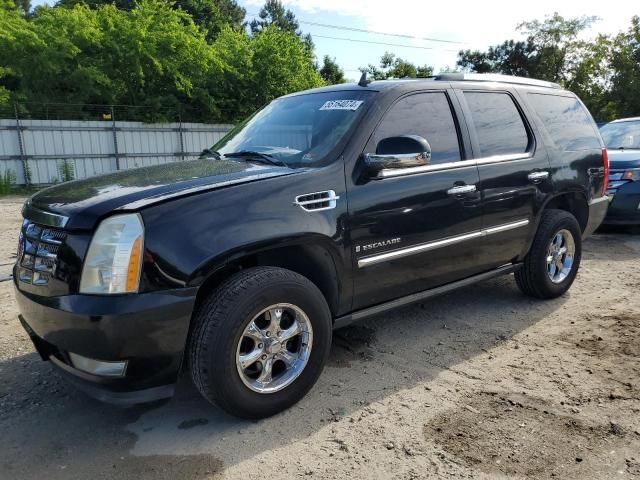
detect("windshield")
(599, 120), (640, 149)
(212, 91), (374, 168)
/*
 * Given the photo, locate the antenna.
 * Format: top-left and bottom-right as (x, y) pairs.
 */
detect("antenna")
(358, 71), (372, 87)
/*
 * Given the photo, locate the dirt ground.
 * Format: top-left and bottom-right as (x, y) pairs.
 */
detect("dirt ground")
(1, 195), (639, 480)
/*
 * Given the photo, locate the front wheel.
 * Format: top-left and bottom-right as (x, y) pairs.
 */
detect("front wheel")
(515, 209), (582, 299)
(189, 267), (332, 419)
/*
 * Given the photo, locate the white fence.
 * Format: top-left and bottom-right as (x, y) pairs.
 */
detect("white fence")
(0, 118), (235, 184)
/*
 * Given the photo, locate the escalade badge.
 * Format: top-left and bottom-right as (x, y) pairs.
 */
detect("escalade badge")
(355, 238), (401, 253)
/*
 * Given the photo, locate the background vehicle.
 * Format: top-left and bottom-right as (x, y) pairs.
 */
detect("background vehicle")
(14, 73), (608, 418)
(600, 117), (640, 225)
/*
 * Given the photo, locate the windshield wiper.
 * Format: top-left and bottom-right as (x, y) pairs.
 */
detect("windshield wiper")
(200, 148), (222, 160)
(224, 151), (289, 168)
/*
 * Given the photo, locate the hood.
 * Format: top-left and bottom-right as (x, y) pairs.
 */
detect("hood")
(607, 148), (640, 170)
(27, 158), (296, 230)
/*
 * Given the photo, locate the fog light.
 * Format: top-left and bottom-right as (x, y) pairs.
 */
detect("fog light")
(68, 352), (128, 377)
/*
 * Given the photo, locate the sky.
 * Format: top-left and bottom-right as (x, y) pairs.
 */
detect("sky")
(241, 0), (639, 80)
(30, 0), (639, 81)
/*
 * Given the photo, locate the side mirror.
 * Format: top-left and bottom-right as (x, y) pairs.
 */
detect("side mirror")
(363, 135), (432, 177)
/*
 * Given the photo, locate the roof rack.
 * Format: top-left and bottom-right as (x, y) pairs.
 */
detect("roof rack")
(434, 73), (562, 89)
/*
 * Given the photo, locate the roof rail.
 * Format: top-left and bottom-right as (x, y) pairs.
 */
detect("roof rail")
(434, 73), (562, 89)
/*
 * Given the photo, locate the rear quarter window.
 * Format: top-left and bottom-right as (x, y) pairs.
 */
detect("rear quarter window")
(527, 94), (601, 151)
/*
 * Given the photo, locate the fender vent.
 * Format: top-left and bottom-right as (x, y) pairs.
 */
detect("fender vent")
(294, 190), (340, 212)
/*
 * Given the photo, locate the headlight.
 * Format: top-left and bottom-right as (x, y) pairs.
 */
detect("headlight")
(80, 213), (144, 294)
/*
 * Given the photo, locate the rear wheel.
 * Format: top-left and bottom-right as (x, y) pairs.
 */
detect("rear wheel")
(189, 267), (332, 419)
(515, 209), (582, 299)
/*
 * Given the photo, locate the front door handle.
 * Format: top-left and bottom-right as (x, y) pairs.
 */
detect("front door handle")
(528, 171), (549, 183)
(447, 184), (477, 196)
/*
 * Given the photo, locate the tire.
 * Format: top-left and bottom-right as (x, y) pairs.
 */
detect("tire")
(515, 209), (582, 299)
(189, 266), (332, 419)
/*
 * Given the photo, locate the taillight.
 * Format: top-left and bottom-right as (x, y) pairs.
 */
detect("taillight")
(602, 147), (609, 196)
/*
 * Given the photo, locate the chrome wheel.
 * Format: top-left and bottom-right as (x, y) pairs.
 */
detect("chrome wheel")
(235, 303), (313, 394)
(546, 229), (575, 284)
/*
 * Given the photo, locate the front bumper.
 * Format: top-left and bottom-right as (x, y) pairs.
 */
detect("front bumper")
(603, 181), (640, 225)
(15, 282), (197, 405)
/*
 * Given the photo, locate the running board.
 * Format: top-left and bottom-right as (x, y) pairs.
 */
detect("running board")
(333, 263), (522, 329)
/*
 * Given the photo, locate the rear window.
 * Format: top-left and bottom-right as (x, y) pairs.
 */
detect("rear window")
(527, 94), (601, 151)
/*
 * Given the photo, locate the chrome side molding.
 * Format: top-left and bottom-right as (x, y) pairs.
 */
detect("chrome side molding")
(377, 153), (532, 179)
(357, 219), (530, 268)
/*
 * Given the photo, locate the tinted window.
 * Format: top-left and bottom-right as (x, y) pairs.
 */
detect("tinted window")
(527, 94), (600, 151)
(464, 92), (529, 157)
(374, 92), (461, 163)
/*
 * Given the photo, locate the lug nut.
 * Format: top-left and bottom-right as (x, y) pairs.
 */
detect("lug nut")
(258, 343), (263, 349)
(261, 354), (267, 360)
(277, 331), (282, 337)
(265, 332), (271, 337)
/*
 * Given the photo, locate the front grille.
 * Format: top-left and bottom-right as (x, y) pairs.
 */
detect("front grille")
(17, 219), (66, 286)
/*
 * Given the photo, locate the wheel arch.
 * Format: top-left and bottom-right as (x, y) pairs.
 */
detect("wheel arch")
(190, 235), (345, 321)
(520, 189), (589, 260)
(540, 190), (589, 233)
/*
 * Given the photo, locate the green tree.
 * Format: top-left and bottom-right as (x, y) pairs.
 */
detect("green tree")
(454, 13), (623, 120)
(249, 26), (322, 106)
(0, 0), (333, 121)
(250, 0), (313, 51)
(606, 16), (640, 119)
(457, 13), (598, 83)
(319, 56), (345, 85)
(361, 52), (433, 80)
(0, 0), (216, 119)
(55, 0), (246, 42)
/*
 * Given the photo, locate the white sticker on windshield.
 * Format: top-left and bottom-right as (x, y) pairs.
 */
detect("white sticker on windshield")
(319, 100), (364, 111)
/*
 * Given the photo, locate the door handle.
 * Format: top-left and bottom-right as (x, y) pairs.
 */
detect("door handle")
(528, 171), (549, 183)
(447, 184), (477, 196)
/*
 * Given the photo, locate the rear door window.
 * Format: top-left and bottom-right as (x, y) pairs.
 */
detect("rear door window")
(463, 92), (530, 157)
(373, 92), (462, 164)
(527, 94), (601, 151)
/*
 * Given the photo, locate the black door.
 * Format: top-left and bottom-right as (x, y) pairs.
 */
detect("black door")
(456, 89), (553, 270)
(348, 91), (486, 310)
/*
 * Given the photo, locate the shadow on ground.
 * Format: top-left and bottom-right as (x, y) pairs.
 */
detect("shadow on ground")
(0, 276), (566, 479)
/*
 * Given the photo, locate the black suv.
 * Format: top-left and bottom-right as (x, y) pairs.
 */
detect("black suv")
(14, 73), (609, 418)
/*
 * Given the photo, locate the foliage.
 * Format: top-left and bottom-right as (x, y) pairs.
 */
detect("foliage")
(249, 0), (313, 51)
(456, 12), (640, 121)
(0, 0), (322, 122)
(22, 161), (32, 185)
(361, 52), (433, 80)
(457, 13), (598, 83)
(0, 169), (16, 195)
(57, 159), (75, 182)
(55, 0), (246, 41)
(249, 26), (322, 105)
(319, 56), (346, 85)
(606, 16), (640, 119)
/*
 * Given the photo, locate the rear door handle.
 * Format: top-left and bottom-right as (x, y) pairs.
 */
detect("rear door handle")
(528, 171), (549, 183)
(447, 184), (477, 196)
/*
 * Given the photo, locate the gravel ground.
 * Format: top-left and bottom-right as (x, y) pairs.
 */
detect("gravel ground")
(1, 196), (639, 480)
